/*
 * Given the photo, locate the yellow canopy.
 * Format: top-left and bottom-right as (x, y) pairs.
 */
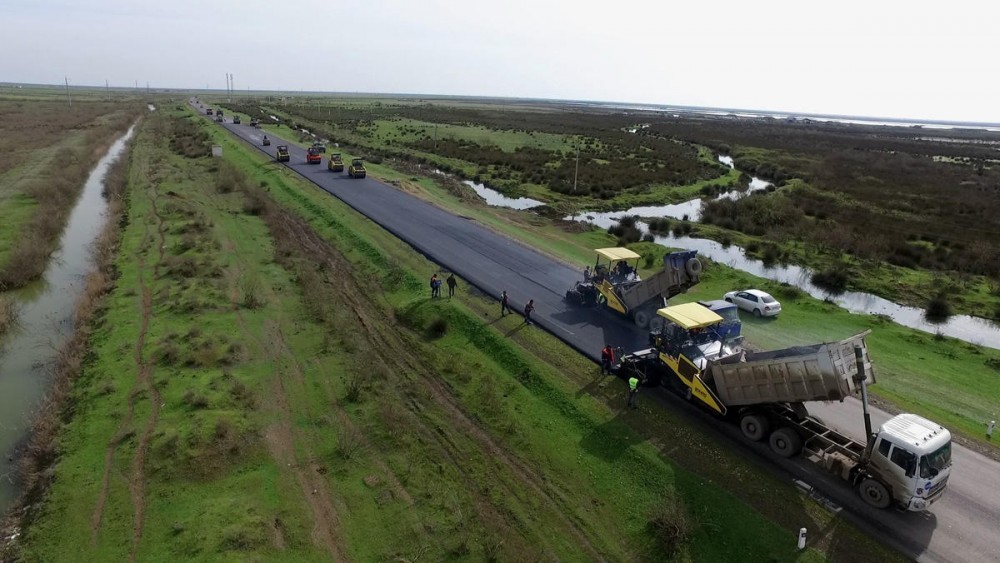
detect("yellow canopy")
(657, 302), (723, 330)
(595, 247), (641, 262)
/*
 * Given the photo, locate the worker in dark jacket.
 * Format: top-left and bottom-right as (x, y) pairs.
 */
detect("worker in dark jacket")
(446, 273), (457, 298)
(500, 290), (512, 316)
(601, 344), (616, 375)
(523, 299), (535, 325)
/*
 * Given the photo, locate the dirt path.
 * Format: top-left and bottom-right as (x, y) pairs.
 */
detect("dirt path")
(89, 220), (152, 546)
(124, 186), (168, 562)
(261, 322), (347, 562)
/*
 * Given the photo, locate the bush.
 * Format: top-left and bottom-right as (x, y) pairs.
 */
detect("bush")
(648, 494), (693, 556)
(811, 266), (850, 294)
(925, 292), (952, 322)
(427, 316), (448, 339)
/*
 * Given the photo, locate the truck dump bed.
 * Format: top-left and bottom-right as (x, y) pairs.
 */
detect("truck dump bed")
(706, 331), (874, 406)
(619, 250), (699, 310)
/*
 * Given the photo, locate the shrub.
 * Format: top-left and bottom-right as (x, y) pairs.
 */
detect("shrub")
(240, 275), (265, 310)
(427, 316), (448, 339)
(811, 266), (850, 294)
(648, 493), (693, 556)
(925, 292), (952, 322)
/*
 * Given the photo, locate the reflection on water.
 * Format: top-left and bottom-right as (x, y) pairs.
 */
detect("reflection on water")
(462, 180), (543, 210)
(0, 124), (137, 511)
(563, 212), (1000, 349)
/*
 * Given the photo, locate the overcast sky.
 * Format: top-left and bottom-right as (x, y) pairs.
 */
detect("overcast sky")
(5, 0), (998, 123)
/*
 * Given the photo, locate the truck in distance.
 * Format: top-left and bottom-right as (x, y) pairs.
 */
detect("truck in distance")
(275, 145), (290, 162)
(565, 248), (702, 329)
(619, 303), (952, 511)
(348, 158), (366, 178)
(328, 153), (344, 172)
(233, 116), (241, 124)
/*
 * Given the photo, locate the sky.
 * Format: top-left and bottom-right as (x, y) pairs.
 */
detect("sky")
(4, 0), (999, 123)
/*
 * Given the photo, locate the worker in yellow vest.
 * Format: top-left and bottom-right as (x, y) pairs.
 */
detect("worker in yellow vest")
(627, 376), (640, 409)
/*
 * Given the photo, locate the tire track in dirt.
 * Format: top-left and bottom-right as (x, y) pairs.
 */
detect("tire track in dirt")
(217, 224), (345, 558)
(125, 185), (167, 562)
(265, 206), (607, 559)
(261, 322), (347, 562)
(89, 220), (151, 546)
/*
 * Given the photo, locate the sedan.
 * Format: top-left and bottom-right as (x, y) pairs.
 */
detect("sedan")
(724, 289), (781, 317)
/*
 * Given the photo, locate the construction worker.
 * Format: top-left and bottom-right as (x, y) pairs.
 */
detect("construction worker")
(446, 273), (457, 297)
(988, 420), (996, 440)
(584, 265), (592, 282)
(523, 299), (535, 325)
(601, 344), (616, 375)
(500, 290), (512, 316)
(627, 375), (640, 409)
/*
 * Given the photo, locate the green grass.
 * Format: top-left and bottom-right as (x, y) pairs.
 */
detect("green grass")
(365, 117), (589, 152)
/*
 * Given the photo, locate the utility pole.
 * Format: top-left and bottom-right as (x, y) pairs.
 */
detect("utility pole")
(105, 79), (110, 101)
(64, 77), (72, 106)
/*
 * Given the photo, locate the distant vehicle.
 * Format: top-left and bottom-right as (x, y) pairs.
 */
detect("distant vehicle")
(233, 116), (241, 124)
(276, 145), (290, 162)
(724, 289), (781, 317)
(327, 153), (344, 172)
(348, 158), (366, 178)
(311, 142), (327, 153)
(206, 108), (213, 115)
(262, 136), (271, 146)
(250, 118), (260, 127)
(215, 114), (223, 123)
(306, 147), (322, 164)
(217, 110), (224, 117)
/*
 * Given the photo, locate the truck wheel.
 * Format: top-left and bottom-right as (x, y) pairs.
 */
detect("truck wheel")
(685, 257), (703, 277)
(633, 309), (651, 329)
(858, 478), (892, 509)
(769, 427), (803, 457)
(740, 413), (770, 442)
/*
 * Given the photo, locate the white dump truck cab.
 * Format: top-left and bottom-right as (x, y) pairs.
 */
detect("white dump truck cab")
(866, 413), (952, 511)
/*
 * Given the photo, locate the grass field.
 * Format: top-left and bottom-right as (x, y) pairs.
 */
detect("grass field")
(0, 99), (141, 289)
(8, 108), (905, 561)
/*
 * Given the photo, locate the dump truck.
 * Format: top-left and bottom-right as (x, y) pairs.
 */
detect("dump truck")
(275, 145), (290, 162)
(619, 303), (952, 511)
(565, 248), (701, 329)
(328, 153), (344, 172)
(348, 158), (366, 178)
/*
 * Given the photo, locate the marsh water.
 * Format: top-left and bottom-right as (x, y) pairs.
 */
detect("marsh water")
(0, 124), (136, 511)
(461, 154), (1000, 348)
(564, 212), (1000, 349)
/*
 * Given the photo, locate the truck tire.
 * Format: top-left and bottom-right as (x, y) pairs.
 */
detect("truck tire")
(685, 257), (703, 277)
(740, 413), (770, 442)
(769, 427), (803, 457)
(858, 478), (892, 509)
(633, 309), (651, 330)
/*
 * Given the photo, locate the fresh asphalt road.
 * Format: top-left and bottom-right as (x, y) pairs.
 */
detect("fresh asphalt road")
(200, 104), (1000, 562)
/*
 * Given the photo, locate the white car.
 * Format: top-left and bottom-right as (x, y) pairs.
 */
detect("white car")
(724, 289), (781, 317)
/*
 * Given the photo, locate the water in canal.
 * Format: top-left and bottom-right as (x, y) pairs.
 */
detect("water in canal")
(0, 124), (136, 511)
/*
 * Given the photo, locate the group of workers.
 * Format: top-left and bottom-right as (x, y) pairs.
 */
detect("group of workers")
(602, 344), (643, 409)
